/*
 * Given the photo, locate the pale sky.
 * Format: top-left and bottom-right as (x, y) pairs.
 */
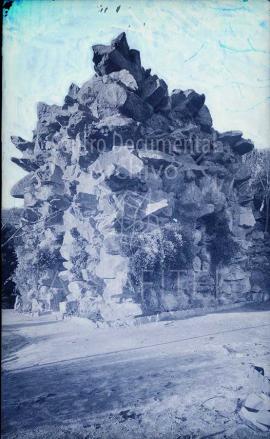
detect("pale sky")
(2, 0), (270, 208)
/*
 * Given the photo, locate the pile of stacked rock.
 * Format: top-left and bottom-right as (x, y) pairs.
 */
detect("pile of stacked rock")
(11, 33), (262, 322)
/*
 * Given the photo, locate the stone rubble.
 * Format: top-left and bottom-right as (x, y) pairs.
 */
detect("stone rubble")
(240, 366), (270, 433)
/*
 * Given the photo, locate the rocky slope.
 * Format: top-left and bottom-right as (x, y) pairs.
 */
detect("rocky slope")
(11, 33), (266, 322)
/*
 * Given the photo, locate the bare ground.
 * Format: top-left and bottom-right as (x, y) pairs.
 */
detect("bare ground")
(2, 304), (270, 438)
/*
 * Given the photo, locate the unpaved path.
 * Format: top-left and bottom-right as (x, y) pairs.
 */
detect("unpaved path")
(2, 306), (270, 438)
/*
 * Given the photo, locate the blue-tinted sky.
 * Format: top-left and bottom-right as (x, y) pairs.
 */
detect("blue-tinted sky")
(2, 0), (270, 208)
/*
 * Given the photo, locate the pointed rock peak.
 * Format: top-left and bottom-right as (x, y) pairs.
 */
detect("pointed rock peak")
(37, 101), (62, 122)
(111, 32), (130, 58)
(10, 173), (34, 199)
(11, 135), (26, 146)
(68, 82), (80, 92)
(92, 33), (143, 83)
(11, 136), (34, 152)
(64, 83), (80, 107)
(67, 83), (80, 97)
(37, 101), (50, 120)
(11, 157), (38, 172)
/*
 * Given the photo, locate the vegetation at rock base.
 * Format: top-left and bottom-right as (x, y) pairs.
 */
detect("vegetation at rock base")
(1, 223), (18, 308)
(122, 223), (196, 304)
(69, 235), (89, 281)
(245, 148), (270, 233)
(1, 208), (23, 308)
(13, 223), (62, 306)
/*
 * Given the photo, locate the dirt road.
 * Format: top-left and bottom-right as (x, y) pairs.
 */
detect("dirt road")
(2, 306), (270, 438)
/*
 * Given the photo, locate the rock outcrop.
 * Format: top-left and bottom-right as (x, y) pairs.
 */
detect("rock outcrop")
(12, 33), (264, 323)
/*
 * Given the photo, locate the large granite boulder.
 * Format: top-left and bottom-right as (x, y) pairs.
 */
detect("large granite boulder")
(233, 139), (254, 155)
(108, 69), (138, 91)
(171, 89), (205, 117)
(67, 110), (95, 137)
(195, 105), (213, 132)
(218, 131), (242, 145)
(141, 75), (168, 109)
(96, 81), (153, 121)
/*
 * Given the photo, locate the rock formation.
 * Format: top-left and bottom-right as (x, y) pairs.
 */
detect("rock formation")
(11, 33), (265, 322)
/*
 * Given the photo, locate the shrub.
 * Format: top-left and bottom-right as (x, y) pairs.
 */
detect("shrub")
(124, 222), (195, 289)
(245, 149), (270, 233)
(13, 246), (40, 305)
(13, 223), (63, 304)
(70, 236), (89, 280)
(1, 223), (18, 308)
(37, 247), (61, 270)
